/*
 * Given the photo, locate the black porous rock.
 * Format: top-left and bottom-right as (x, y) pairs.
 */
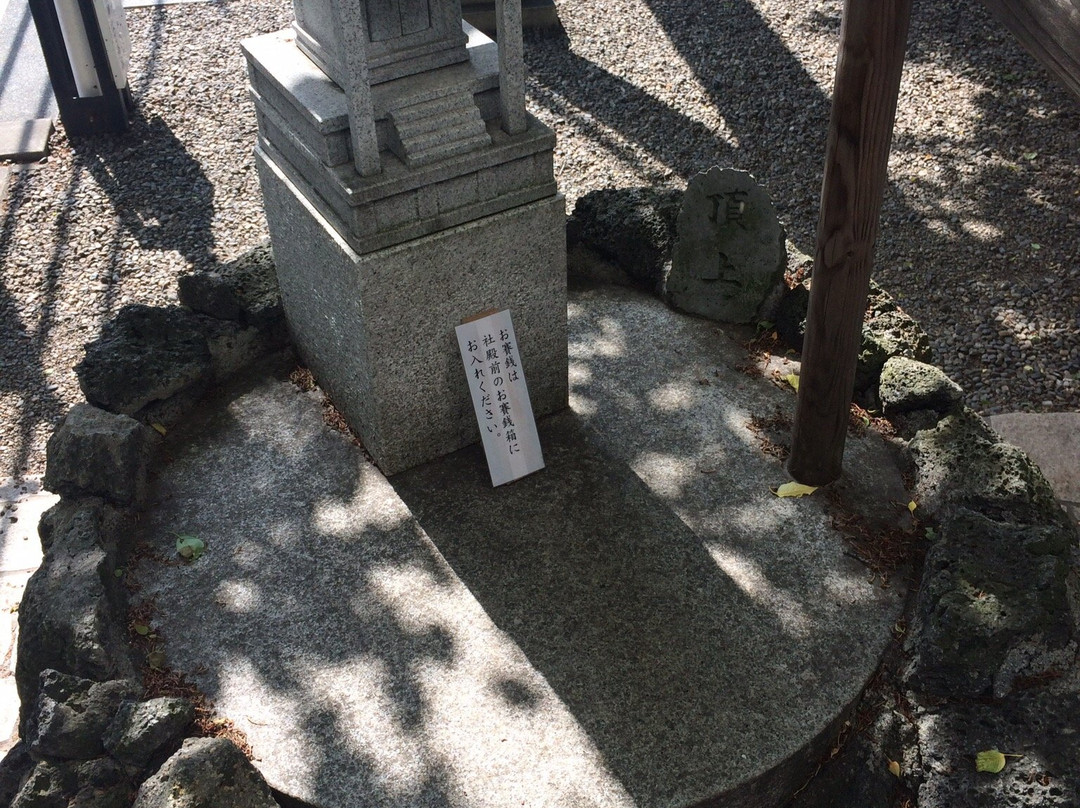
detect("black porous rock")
(104, 697), (196, 770)
(24, 670), (139, 760)
(16, 500), (138, 727)
(914, 689), (1080, 808)
(201, 318), (281, 382)
(909, 408), (1064, 523)
(70, 758), (133, 808)
(43, 404), (156, 507)
(905, 508), (1075, 699)
(0, 742), (34, 807)
(9, 760), (77, 808)
(879, 356), (964, 416)
(9, 758), (132, 808)
(855, 285), (933, 394)
(887, 407), (948, 441)
(177, 273), (241, 321)
(568, 187), (682, 288)
(773, 280), (810, 351)
(770, 279), (932, 394)
(133, 737), (280, 808)
(178, 242), (284, 332)
(76, 305), (213, 416)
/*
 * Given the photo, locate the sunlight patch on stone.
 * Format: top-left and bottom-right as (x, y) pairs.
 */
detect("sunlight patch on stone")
(631, 451), (695, 500)
(213, 579), (259, 613)
(568, 316), (626, 359)
(647, 381), (699, 412)
(313, 465), (412, 537)
(706, 544), (812, 637)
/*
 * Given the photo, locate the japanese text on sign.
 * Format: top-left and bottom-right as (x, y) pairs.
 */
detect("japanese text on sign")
(456, 310), (544, 486)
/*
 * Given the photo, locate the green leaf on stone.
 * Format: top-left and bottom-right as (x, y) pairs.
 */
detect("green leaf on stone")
(975, 750), (1007, 773)
(176, 534), (205, 560)
(114, 568), (124, 578)
(1030, 243), (1041, 250)
(1022, 151), (1037, 160)
(134, 624), (150, 636)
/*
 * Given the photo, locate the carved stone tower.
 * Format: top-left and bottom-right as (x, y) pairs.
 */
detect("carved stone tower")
(243, 0), (566, 474)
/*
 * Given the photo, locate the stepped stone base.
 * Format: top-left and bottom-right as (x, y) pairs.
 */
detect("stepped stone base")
(258, 146), (567, 475)
(243, 25), (556, 255)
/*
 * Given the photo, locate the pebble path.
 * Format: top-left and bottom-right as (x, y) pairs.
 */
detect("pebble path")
(1, 0), (1077, 478)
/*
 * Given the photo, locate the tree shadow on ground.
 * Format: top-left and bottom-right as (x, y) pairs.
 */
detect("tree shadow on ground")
(524, 0), (1079, 413)
(0, 168), (72, 479)
(129, 285), (905, 807)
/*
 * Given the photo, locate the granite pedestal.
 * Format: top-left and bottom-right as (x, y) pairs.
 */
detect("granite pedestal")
(246, 7), (564, 474)
(258, 146), (566, 474)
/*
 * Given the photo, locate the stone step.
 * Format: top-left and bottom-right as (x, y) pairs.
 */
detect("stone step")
(389, 92), (479, 125)
(388, 91), (491, 168)
(399, 116), (492, 159)
(391, 105), (486, 144)
(403, 131), (495, 168)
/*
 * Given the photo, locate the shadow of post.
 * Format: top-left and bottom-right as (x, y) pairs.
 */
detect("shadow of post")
(75, 113), (217, 271)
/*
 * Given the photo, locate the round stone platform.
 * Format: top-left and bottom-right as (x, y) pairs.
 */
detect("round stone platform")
(133, 284), (909, 808)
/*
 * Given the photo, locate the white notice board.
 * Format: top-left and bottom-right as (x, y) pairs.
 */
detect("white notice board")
(456, 310), (544, 486)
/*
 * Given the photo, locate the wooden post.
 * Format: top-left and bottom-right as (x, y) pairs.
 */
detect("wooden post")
(787, 0), (913, 485)
(978, 0), (1080, 101)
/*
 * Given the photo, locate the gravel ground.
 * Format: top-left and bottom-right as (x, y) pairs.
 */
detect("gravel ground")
(1, 0), (1078, 479)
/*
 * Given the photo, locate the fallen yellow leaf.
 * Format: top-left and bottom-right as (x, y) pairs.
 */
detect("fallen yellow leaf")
(773, 481), (818, 498)
(908, 500), (917, 514)
(151, 422), (167, 436)
(785, 373), (800, 391)
(888, 759), (901, 777)
(975, 750), (1006, 773)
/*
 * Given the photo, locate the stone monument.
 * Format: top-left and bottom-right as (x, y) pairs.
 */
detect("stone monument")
(664, 167), (785, 324)
(243, 0), (566, 474)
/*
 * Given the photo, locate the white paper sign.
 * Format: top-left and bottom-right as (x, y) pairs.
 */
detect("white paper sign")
(456, 310), (544, 486)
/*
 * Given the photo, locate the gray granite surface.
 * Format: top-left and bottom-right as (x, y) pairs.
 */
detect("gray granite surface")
(259, 148), (566, 474)
(134, 285), (908, 808)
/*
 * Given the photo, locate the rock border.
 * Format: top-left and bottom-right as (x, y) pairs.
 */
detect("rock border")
(3, 245), (288, 808)
(6, 202), (1079, 807)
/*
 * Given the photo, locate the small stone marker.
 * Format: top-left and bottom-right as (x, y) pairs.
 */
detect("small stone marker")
(456, 310), (544, 486)
(665, 167), (785, 323)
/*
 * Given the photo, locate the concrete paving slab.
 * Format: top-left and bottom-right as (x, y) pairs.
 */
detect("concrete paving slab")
(989, 412), (1080, 506)
(135, 286), (909, 808)
(0, 118), (52, 162)
(0, 0), (57, 123)
(0, 477), (53, 574)
(0, 477), (52, 754)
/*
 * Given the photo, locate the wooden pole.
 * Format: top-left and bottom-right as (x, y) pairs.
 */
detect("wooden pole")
(787, 0), (913, 485)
